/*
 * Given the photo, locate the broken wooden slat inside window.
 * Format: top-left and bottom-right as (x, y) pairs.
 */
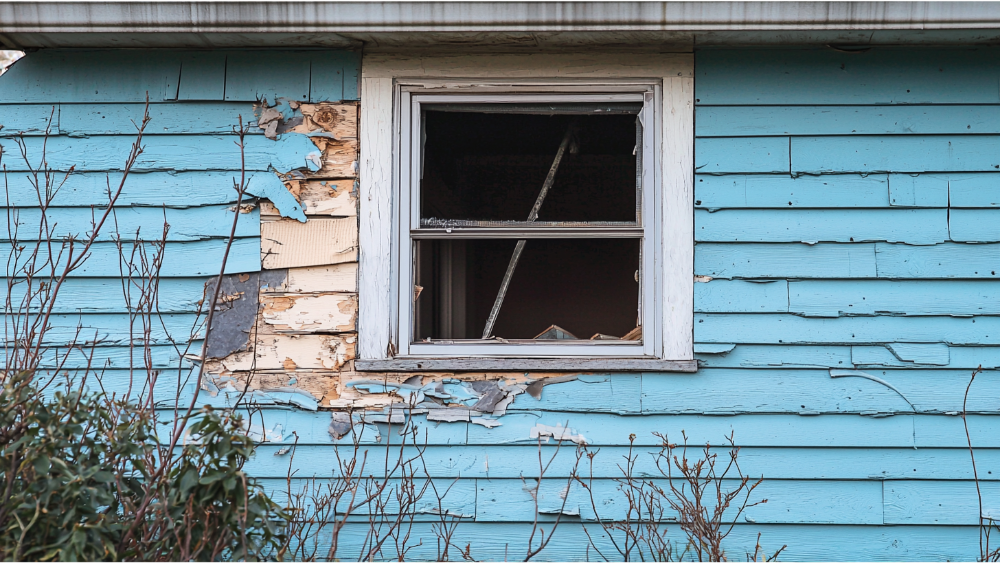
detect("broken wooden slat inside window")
(482, 121), (577, 339)
(414, 102), (644, 344)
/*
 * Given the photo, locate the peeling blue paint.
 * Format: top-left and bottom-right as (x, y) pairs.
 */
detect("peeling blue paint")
(246, 173), (306, 222)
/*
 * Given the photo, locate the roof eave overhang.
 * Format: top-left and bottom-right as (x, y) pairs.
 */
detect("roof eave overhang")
(4, 2), (1000, 49)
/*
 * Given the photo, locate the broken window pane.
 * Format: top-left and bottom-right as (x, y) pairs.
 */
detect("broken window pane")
(420, 105), (641, 223)
(414, 239), (640, 341)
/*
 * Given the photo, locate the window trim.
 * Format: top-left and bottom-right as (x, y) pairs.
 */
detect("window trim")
(357, 53), (695, 372)
(399, 88), (658, 359)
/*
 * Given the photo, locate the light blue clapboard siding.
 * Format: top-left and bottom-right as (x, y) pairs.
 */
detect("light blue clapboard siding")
(58, 102), (259, 135)
(950, 209), (1000, 241)
(916, 414), (1000, 447)
(3, 313), (202, 346)
(888, 173), (952, 207)
(0, 102), (257, 136)
(221, 50), (361, 103)
(0, 49), (360, 104)
(249, 444), (1000, 481)
(176, 52), (228, 101)
(698, 242), (1000, 279)
(0, 104), (58, 135)
(696, 243), (878, 279)
(6, 277), (207, 312)
(0, 134), (318, 172)
(0, 205), (258, 241)
(695, 208), (948, 243)
(698, 105), (1000, 137)
(696, 314), (1000, 345)
(3, 171), (281, 207)
(789, 280), (1000, 316)
(311, 50), (362, 102)
(875, 242), (1000, 278)
(507, 374), (642, 414)
(696, 137), (789, 173)
(466, 411), (914, 447)
(0, 239), (261, 277)
(948, 173), (1000, 206)
(695, 344), (854, 368)
(883, 480), (1000, 525)
(0, 50), (183, 103)
(325, 523), (981, 561)
(30, 345), (189, 369)
(793, 135), (1000, 174)
(225, 51), (311, 103)
(852, 344), (951, 368)
(695, 279), (789, 312)
(259, 478), (479, 518)
(696, 47), (1000, 105)
(476, 478), (883, 524)
(696, 172), (1000, 209)
(678, 46), (1000, 561)
(696, 174), (891, 208)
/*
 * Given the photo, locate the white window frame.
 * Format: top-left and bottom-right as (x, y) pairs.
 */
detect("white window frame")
(357, 53), (695, 372)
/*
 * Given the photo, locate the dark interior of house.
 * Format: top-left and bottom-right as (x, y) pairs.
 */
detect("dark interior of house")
(415, 105), (642, 341)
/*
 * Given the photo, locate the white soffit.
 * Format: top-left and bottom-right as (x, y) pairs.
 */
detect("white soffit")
(3, 2), (1000, 49)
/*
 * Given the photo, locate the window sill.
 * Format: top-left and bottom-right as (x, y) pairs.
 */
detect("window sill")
(355, 358), (698, 372)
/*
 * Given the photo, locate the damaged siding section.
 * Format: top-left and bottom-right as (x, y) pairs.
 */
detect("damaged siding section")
(0, 46), (360, 422)
(204, 70), (598, 432)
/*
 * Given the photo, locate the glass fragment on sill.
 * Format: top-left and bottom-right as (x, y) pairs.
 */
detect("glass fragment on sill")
(534, 325), (577, 340)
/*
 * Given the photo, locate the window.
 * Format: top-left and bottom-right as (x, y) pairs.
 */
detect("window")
(407, 93), (653, 359)
(357, 54), (694, 371)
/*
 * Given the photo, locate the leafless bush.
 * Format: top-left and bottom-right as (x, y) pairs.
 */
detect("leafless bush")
(523, 428), (585, 562)
(579, 432), (784, 562)
(276, 402), (467, 562)
(963, 365), (1000, 562)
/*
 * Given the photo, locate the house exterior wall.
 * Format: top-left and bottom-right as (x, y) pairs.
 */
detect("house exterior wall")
(3, 45), (999, 560)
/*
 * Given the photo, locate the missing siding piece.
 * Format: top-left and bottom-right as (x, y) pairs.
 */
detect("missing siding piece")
(203, 273), (261, 359)
(694, 343), (737, 355)
(262, 293), (357, 333)
(257, 105), (283, 139)
(294, 103), (358, 140)
(329, 411), (354, 440)
(261, 179), (357, 217)
(261, 218), (358, 269)
(525, 374), (579, 399)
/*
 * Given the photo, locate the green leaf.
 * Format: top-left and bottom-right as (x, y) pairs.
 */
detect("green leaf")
(32, 454), (51, 475)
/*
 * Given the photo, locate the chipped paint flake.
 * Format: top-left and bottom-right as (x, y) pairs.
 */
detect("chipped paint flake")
(529, 423), (588, 445)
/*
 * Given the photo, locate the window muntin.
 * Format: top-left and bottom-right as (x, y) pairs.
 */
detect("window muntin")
(397, 91), (659, 359)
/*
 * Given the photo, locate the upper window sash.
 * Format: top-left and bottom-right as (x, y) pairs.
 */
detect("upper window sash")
(394, 87), (660, 359)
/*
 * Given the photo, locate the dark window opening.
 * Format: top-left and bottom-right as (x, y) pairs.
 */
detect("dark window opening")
(413, 102), (643, 343)
(415, 239), (641, 341)
(420, 105), (640, 223)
